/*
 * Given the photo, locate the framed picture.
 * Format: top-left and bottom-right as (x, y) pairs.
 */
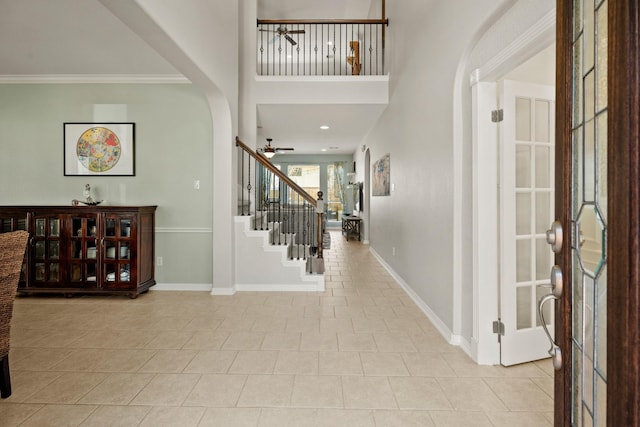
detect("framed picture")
(372, 153), (390, 196)
(64, 122), (135, 176)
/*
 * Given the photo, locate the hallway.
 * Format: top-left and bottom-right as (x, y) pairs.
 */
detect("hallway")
(0, 231), (553, 426)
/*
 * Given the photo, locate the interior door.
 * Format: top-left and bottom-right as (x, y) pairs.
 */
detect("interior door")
(554, 0), (640, 425)
(499, 80), (555, 366)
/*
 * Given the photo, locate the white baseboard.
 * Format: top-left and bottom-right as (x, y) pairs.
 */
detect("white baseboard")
(235, 283), (323, 292)
(369, 247), (458, 347)
(151, 283), (213, 292)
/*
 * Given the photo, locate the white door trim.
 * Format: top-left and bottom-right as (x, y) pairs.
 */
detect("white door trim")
(470, 9), (556, 365)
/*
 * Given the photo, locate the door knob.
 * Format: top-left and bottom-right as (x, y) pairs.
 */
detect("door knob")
(546, 220), (563, 253)
(550, 265), (563, 298)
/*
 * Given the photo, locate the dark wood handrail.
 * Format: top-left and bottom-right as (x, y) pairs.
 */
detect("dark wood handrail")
(236, 137), (317, 206)
(257, 19), (388, 26)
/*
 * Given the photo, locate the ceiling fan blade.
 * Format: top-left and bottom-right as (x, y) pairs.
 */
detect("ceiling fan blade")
(284, 34), (297, 46)
(258, 28), (277, 33)
(275, 147), (295, 152)
(286, 30), (305, 34)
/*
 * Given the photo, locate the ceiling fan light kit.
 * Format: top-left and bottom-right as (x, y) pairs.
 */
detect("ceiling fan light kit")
(260, 138), (294, 159)
(258, 26), (305, 46)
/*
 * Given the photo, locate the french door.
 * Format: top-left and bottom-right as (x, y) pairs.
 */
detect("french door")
(555, 0), (640, 425)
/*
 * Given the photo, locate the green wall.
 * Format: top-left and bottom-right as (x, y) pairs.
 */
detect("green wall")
(0, 83), (213, 285)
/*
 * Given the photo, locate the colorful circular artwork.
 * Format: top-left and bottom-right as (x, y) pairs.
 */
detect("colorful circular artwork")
(76, 127), (121, 172)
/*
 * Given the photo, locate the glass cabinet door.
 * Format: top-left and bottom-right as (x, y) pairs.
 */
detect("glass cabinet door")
(69, 214), (99, 287)
(31, 214), (62, 287)
(102, 214), (134, 289)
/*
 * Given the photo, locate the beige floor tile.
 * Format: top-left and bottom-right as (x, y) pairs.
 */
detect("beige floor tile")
(23, 372), (107, 404)
(138, 349), (198, 373)
(315, 409), (376, 427)
(19, 404), (97, 427)
(4, 371), (62, 402)
(303, 305), (336, 318)
(228, 350), (278, 374)
(320, 318), (354, 333)
(0, 403), (44, 427)
(183, 374), (247, 407)
(410, 332), (459, 353)
(388, 377), (452, 410)
(334, 306), (366, 318)
(437, 378), (507, 411)
(352, 317), (389, 333)
(485, 411), (553, 427)
(222, 331), (265, 350)
(402, 353), (457, 377)
(237, 375), (294, 407)
(360, 352), (409, 376)
(258, 408), (317, 427)
(274, 351), (319, 375)
(319, 351), (363, 376)
(260, 332), (301, 351)
(373, 333), (417, 352)
(251, 317), (287, 333)
(183, 350), (237, 374)
(290, 375), (343, 408)
(11, 347), (75, 372)
(182, 316), (223, 331)
(138, 406), (206, 427)
(130, 373), (201, 406)
(73, 329), (156, 349)
(337, 333), (377, 352)
(80, 405), (152, 427)
(300, 332), (338, 351)
(143, 330), (196, 349)
(182, 330), (230, 350)
(532, 376), (554, 397)
(78, 373), (154, 405)
(342, 376), (397, 409)
(428, 410), (494, 426)
(52, 348), (156, 372)
(199, 407), (261, 427)
(484, 377), (553, 411)
(28, 330), (88, 348)
(285, 318), (320, 333)
(373, 409), (436, 426)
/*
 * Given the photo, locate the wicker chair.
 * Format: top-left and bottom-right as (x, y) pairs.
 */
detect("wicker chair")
(0, 230), (29, 398)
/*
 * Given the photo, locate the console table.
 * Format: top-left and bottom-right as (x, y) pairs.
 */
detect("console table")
(342, 215), (362, 241)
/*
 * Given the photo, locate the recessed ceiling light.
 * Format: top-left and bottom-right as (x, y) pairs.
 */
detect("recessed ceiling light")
(327, 41), (333, 46)
(329, 146), (339, 150)
(320, 125), (329, 130)
(321, 148), (328, 152)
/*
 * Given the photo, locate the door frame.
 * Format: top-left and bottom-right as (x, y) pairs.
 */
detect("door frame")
(555, 0), (640, 424)
(471, 9), (556, 364)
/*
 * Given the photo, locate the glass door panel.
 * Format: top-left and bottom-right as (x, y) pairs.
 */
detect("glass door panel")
(31, 215), (61, 287)
(102, 214), (134, 289)
(69, 214), (98, 287)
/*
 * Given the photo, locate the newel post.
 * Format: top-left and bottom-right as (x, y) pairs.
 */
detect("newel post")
(316, 191), (324, 259)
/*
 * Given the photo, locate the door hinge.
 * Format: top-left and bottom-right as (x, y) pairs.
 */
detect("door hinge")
(491, 109), (504, 123)
(493, 320), (505, 336)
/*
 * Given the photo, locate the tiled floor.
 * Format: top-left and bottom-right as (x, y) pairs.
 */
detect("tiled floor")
(0, 230), (554, 426)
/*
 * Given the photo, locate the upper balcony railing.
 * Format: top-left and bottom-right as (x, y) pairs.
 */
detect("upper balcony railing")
(257, 19), (388, 77)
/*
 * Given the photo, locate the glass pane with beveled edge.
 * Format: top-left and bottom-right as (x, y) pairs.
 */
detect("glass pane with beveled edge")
(573, 341), (584, 426)
(516, 145), (532, 188)
(536, 237), (551, 280)
(596, 265), (607, 377)
(517, 285), (532, 329)
(516, 98), (532, 141)
(573, 38), (583, 127)
(584, 119), (596, 202)
(596, 373), (606, 426)
(35, 218), (45, 236)
(596, 1), (608, 113)
(35, 263), (45, 281)
(585, 71), (596, 125)
(71, 264), (81, 282)
(573, 252), (584, 347)
(105, 219), (116, 237)
(573, 126), (584, 215)
(35, 241), (45, 259)
(584, 353), (594, 412)
(49, 241), (59, 259)
(577, 205), (605, 277)
(574, 0), (583, 39)
(516, 193), (531, 235)
(536, 284), (553, 327)
(596, 112), (608, 222)
(584, 0), (595, 71)
(584, 275), (595, 359)
(516, 239), (531, 282)
(536, 192), (551, 234)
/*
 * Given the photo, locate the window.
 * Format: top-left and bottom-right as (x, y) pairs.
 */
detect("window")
(287, 164), (320, 202)
(327, 163), (345, 220)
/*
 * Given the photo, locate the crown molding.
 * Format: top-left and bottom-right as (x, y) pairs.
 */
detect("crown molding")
(0, 74), (190, 84)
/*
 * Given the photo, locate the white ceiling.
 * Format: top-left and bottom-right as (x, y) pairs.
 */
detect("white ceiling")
(0, 0), (379, 156)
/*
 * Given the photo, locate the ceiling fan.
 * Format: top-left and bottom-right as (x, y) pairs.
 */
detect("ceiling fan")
(258, 26), (305, 46)
(259, 138), (294, 158)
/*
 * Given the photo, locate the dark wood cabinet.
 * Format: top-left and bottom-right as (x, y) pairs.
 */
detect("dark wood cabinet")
(0, 206), (156, 298)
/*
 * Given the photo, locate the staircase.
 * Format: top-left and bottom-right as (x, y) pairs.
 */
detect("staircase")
(234, 138), (325, 292)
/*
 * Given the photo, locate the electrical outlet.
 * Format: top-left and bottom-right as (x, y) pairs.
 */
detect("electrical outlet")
(156, 256), (163, 266)
(193, 180), (200, 190)
(392, 247), (396, 256)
